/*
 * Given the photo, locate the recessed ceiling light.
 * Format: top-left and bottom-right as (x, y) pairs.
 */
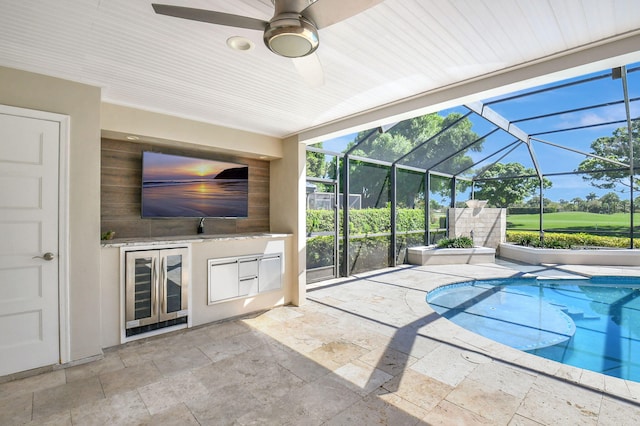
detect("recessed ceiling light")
(226, 36), (254, 52)
(126, 135), (140, 141)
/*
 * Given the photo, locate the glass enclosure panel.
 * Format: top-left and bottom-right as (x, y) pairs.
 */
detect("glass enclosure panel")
(402, 111), (481, 171)
(346, 127), (411, 163)
(347, 161), (391, 274)
(456, 180), (472, 207)
(546, 178), (633, 237)
(396, 169), (426, 262)
(165, 254), (182, 313)
(507, 176), (638, 246)
(307, 62), (640, 279)
(489, 70), (625, 134)
(306, 181), (338, 283)
(429, 174), (451, 243)
(134, 257), (153, 320)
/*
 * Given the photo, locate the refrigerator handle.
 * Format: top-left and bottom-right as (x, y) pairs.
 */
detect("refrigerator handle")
(160, 256), (166, 314)
(151, 257), (157, 318)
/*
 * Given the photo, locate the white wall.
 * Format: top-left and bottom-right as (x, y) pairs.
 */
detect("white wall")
(101, 103), (282, 159)
(270, 136), (306, 305)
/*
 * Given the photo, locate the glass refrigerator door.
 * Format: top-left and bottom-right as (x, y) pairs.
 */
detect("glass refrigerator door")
(159, 248), (189, 321)
(125, 251), (158, 328)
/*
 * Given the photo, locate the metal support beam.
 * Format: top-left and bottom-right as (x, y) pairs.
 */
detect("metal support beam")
(466, 102), (529, 143)
(530, 137), (629, 167)
(342, 155), (350, 276)
(425, 173), (431, 245)
(473, 141), (523, 180)
(334, 156), (340, 279)
(450, 176), (457, 208)
(390, 165), (397, 267)
(427, 128), (500, 172)
(539, 179), (545, 246)
(526, 140), (544, 181)
(619, 65), (636, 247)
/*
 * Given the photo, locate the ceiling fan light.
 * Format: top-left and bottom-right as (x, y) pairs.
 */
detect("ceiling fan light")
(264, 16), (319, 58)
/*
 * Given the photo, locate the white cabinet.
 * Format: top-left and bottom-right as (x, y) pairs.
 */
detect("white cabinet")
(259, 255), (282, 292)
(208, 253), (282, 304)
(207, 258), (239, 302)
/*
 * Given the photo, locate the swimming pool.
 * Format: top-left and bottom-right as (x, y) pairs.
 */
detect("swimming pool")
(427, 276), (640, 382)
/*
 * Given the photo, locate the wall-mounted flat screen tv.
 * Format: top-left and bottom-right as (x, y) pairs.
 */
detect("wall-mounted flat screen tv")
(141, 151), (248, 218)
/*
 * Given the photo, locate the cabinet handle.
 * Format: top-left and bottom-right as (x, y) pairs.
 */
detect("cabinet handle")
(151, 258), (156, 318)
(160, 257), (166, 314)
(240, 276), (257, 281)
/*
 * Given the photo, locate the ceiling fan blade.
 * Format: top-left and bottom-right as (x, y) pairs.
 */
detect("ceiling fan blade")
(292, 53), (324, 87)
(301, 0), (385, 29)
(152, 4), (268, 31)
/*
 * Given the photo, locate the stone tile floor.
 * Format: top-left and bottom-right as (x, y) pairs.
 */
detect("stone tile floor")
(3, 261), (640, 425)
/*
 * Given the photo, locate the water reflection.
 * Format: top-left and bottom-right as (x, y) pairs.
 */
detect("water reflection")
(142, 180), (248, 217)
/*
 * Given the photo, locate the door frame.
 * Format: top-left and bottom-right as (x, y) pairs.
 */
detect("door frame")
(305, 178), (340, 283)
(0, 104), (71, 366)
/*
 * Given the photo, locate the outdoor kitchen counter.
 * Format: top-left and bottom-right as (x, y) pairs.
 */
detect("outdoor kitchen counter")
(101, 232), (292, 248)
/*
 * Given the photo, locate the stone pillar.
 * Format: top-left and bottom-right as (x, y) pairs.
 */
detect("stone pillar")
(448, 207), (506, 248)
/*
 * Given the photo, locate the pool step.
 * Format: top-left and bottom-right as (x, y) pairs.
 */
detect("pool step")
(559, 306), (600, 321)
(558, 306), (584, 320)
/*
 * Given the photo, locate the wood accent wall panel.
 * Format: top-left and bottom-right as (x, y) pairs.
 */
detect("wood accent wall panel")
(101, 138), (270, 239)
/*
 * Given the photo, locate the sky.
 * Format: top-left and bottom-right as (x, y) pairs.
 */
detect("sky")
(143, 152), (242, 181)
(314, 63), (640, 203)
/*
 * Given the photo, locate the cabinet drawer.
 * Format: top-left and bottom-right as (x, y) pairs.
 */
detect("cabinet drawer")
(239, 276), (258, 296)
(238, 258), (258, 278)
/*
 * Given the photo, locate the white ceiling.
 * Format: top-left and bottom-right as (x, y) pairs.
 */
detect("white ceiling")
(1, 0), (640, 140)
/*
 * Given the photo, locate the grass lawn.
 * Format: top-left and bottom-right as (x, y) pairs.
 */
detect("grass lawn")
(508, 211), (640, 236)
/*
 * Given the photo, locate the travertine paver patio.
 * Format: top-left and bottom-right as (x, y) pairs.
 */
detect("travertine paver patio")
(2, 261), (640, 424)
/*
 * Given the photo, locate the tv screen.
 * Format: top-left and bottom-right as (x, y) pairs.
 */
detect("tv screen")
(141, 151), (248, 218)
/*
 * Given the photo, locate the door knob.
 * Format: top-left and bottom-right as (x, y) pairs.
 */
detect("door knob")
(33, 252), (55, 261)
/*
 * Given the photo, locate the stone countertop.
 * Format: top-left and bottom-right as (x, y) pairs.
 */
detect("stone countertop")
(101, 232), (292, 248)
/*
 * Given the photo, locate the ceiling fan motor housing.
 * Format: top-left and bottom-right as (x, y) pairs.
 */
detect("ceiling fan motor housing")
(263, 13), (319, 58)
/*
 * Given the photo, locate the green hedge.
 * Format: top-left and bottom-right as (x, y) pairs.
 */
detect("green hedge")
(437, 236), (474, 248)
(506, 231), (639, 249)
(307, 208), (425, 235)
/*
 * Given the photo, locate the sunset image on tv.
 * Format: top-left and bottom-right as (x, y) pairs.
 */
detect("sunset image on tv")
(141, 152), (248, 218)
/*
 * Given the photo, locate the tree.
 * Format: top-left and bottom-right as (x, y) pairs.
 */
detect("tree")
(474, 163), (552, 208)
(577, 121), (640, 191)
(343, 112), (482, 208)
(600, 192), (621, 213)
(571, 197), (585, 212)
(306, 143), (326, 178)
(620, 199), (630, 213)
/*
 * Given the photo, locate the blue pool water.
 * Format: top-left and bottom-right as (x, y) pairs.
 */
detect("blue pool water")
(427, 276), (640, 382)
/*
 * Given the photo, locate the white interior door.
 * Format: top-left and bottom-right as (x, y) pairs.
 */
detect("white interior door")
(0, 110), (61, 376)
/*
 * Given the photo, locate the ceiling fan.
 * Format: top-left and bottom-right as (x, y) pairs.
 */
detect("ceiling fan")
(152, 0), (384, 86)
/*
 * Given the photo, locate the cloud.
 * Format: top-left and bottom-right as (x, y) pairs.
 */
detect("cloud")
(555, 105), (626, 130)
